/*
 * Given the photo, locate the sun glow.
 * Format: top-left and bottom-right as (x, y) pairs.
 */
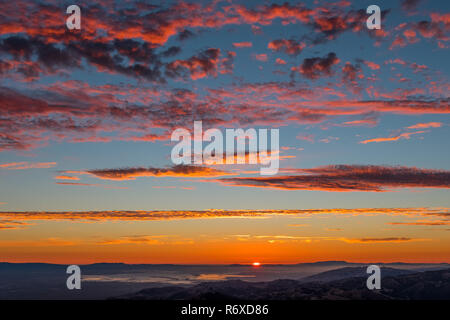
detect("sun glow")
(252, 262), (261, 267)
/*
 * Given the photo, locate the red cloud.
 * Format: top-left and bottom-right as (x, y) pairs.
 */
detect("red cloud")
(363, 61), (380, 70)
(359, 131), (426, 144)
(292, 53), (339, 79)
(268, 39), (305, 55)
(1, 207), (448, 222)
(254, 53), (268, 62)
(218, 165), (450, 192)
(407, 122), (442, 129)
(232, 42), (252, 48)
(0, 63), (448, 154)
(165, 48), (221, 80)
(54, 175), (80, 181)
(65, 164), (233, 181)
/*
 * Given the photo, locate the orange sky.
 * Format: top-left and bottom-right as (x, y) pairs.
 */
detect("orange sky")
(1, 208), (449, 264)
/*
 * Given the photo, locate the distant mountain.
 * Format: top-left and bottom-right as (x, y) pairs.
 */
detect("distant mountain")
(113, 268), (450, 300)
(0, 262), (66, 272)
(300, 266), (415, 283)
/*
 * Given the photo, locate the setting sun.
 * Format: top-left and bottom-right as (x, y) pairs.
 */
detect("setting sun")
(252, 262), (261, 267)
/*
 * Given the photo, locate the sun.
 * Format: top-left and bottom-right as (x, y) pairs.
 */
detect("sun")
(252, 262), (261, 267)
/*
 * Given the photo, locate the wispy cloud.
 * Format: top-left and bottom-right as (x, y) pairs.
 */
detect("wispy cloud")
(63, 164), (232, 181)
(0, 207), (448, 223)
(0, 161), (57, 170)
(55, 182), (128, 189)
(325, 228), (343, 231)
(233, 41), (252, 48)
(218, 165), (450, 191)
(228, 234), (428, 244)
(407, 122), (442, 129)
(0, 219), (32, 230)
(359, 131), (426, 144)
(97, 235), (192, 245)
(389, 220), (450, 226)
(54, 175), (80, 181)
(268, 39), (305, 55)
(341, 237), (426, 243)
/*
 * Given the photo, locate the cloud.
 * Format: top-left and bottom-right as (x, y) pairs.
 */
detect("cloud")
(341, 237), (424, 243)
(341, 62), (362, 93)
(403, 29), (419, 43)
(323, 99), (449, 115)
(292, 53), (339, 79)
(0, 161), (56, 170)
(407, 122), (442, 129)
(219, 51), (235, 75)
(233, 42), (252, 48)
(363, 60), (380, 70)
(319, 136), (340, 143)
(0, 36), (165, 82)
(339, 117), (378, 127)
(389, 35), (407, 50)
(165, 48), (221, 80)
(359, 130), (426, 144)
(0, 73), (448, 153)
(54, 175), (80, 181)
(296, 133), (315, 142)
(0, 1), (229, 47)
(217, 165), (450, 191)
(341, 62), (360, 82)
(413, 19), (449, 42)
(55, 182), (128, 189)
(253, 53), (268, 62)
(0, 0), (447, 155)
(226, 234), (428, 244)
(0, 208), (448, 229)
(401, 0), (422, 11)
(410, 62), (428, 72)
(389, 220), (450, 226)
(96, 235), (186, 245)
(0, 219), (31, 230)
(268, 39), (305, 55)
(65, 164), (232, 181)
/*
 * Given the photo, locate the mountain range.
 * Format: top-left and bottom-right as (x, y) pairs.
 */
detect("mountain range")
(114, 268), (450, 300)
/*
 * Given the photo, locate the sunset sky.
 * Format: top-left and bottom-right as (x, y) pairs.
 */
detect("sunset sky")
(0, 0), (449, 264)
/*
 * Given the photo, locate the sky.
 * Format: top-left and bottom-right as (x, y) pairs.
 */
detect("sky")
(0, 0), (449, 264)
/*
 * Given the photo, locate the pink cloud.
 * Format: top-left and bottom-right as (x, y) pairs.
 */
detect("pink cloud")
(407, 122), (442, 129)
(233, 41), (252, 48)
